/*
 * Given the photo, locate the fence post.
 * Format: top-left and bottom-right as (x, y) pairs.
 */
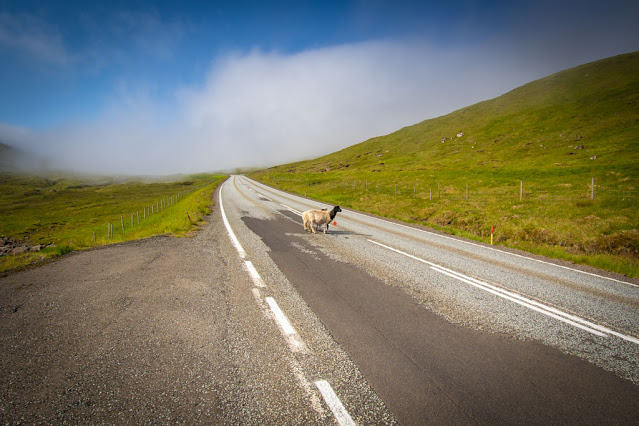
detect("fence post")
(591, 177), (595, 200)
(121, 216), (124, 232)
(430, 188), (432, 200)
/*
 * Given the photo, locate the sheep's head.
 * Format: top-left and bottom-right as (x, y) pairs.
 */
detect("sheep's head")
(329, 206), (342, 220)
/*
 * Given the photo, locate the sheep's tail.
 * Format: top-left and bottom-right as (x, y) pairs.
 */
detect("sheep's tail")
(302, 212), (309, 231)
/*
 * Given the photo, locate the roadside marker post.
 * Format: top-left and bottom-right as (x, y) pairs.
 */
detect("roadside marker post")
(491, 226), (494, 245)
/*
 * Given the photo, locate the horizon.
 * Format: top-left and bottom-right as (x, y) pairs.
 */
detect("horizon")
(1, 0), (638, 175)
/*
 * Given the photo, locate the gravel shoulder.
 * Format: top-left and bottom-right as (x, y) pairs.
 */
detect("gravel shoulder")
(0, 208), (233, 423)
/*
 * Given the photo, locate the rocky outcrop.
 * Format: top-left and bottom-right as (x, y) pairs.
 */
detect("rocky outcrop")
(0, 237), (51, 256)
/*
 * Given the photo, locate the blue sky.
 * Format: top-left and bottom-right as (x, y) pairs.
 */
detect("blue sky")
(1, 0), (638, 174)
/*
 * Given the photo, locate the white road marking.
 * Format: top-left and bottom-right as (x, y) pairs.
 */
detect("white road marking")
(219, 179), (246, 258)
(290, 361), (326, 417)
(287, 333), (310, 354)
(251, 287), (263, 304)
(265, 297), (297, 336)
(369, 239), (639, 345)
(264, 296), (309, 352)
(315, 380), (356, 426)
(242, 176), (637, 288)
(281, 203), (303, 216)
(224, 177), (356, 423)
(244, 261), (266, 287)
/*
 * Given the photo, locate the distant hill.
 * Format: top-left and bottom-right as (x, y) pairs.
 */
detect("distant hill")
(263, 51), (638, 177)
(0, 142), (47, 172)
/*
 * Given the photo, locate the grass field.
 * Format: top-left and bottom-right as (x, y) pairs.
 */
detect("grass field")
(0, 173), (225, 272)
(249, 52), (639, 277)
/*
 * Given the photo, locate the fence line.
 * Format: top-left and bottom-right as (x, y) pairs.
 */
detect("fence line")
(97, 179), (217, 243)
(266, 175), (638, 205)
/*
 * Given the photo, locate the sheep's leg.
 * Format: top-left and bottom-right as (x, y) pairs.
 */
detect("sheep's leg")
(310, 222), (316, 234)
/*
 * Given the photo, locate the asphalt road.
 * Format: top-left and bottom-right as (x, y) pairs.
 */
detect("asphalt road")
(224, 175), (639, 424)
(2, 175), (638, 424)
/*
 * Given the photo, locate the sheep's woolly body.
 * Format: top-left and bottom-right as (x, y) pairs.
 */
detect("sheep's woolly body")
(302, 206), (341, 234)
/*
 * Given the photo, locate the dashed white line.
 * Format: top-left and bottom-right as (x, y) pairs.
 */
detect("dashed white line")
(315, 380), (356, 426)
(244, 260), (266, 287)
(219, 177), (359, 422)
(265, 296), (297, 336)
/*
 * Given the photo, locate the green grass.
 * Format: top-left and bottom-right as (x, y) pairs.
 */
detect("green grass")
(0, 173), (226, 272)
(249, 52), (639, 278)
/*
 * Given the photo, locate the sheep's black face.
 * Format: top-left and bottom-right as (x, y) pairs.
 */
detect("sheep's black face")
(329, 206), (342, 220)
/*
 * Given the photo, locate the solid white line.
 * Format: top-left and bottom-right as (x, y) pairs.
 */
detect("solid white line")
(219, 179), (246, 258)
(244, 261), (266, 287)
(265, 297), (297, 336)
(369, 239), (639, 344)
(280, 203), (303, 216)
(243, 177), (636, 288)
(431, 267), (607, 337)
(315, 380), (356, 426)
(427, 264), (639, 343)
(367, 239), (604, 336)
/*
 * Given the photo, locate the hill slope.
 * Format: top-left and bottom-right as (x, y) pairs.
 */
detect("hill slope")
(265, 51), (637, 176)
(250, 52), (639, 277)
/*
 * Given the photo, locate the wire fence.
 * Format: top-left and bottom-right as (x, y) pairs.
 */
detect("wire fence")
(98, 179), (218, 243)
(266, 176), (638, 206)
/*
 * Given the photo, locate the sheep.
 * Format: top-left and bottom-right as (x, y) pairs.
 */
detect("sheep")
(302, 206), (342, 234)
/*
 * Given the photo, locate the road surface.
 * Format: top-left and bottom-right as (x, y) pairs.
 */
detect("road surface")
(221, 175), (639, 424)
(1, 175), (638, 424)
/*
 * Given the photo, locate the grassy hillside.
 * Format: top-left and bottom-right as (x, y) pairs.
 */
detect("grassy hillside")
(0, 173), (225, 272)
(249, 52), (639, 277)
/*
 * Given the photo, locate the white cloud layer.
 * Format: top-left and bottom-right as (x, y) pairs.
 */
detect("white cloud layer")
(5, 36), (638, 175)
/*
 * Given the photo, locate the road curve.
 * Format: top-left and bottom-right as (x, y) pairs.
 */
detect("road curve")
(222, 175), (639, 424)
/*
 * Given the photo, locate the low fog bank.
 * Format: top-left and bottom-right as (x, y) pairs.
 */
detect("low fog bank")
(3, 40), (638, 176)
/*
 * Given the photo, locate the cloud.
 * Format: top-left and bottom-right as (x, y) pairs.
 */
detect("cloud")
(5, 31), (638, 175)
(173, 41), (555, 172)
